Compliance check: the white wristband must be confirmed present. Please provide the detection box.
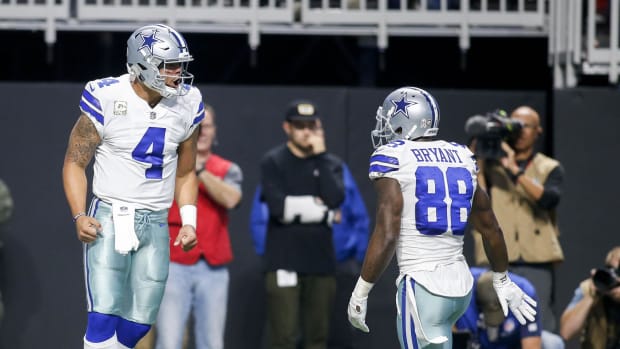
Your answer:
[179,204,197,229]
[352,276,375,298]
[492,271,509,285]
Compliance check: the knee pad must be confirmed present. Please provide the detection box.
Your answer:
[85,312,119,343]
[116,318,151,348]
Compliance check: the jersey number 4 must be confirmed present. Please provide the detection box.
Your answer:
[414,166,473,236]
[132,127,166,179]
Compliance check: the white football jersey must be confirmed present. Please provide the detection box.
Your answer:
[79,74,204,210]
[369,139,478,296]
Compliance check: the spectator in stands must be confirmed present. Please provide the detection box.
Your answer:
[559,246,620,348]
[455,267,565,349]
[470,106,565,333]
[259,99,345,349]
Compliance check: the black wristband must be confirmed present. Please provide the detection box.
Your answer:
[196,168,205,176]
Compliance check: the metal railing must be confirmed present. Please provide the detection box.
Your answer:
[581,0,620,84]
[0,0,619,87]
[0,0,550,47]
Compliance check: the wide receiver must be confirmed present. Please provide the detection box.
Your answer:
[347,86,537,349]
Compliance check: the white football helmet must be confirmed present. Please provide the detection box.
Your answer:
[126,24,194,98]
[371,86,440,148]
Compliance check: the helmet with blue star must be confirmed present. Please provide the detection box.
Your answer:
[126,24,194,98]
[371,86,440,148]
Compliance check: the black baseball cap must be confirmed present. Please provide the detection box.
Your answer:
[285,100,320,121]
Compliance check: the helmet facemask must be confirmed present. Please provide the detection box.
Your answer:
[371,106,401,148]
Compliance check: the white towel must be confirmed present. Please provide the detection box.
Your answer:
[111,201,139,255]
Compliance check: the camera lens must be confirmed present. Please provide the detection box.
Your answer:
[593,268,619,292]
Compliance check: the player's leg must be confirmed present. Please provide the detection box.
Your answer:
[193,260,229,349]
[125,209,171,347]
[116,318,151,349]
[266,271,300,349]
[83,199,128,347]
[300,274,336,349]
[396,277,472,349]
[83,313,120,349]
[134,327,155,349]
[84,335,117,349]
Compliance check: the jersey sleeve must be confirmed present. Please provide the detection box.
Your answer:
[78,80,105,136]
[190,99,205,133]
[185,88,205,140]
[368,143,403,180]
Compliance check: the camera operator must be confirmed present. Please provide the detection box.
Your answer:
[560,247,620,348]
[468,106,565,333]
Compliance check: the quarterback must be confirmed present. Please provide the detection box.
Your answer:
[347,87,537,349]
[62,24,202,349]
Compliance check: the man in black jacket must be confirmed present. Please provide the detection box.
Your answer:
[259,100,345,349]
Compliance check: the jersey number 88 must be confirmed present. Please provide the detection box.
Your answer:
[414,166,473,236]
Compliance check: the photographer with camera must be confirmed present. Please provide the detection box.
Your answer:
[559,247,620,348]
[467,106,565,333]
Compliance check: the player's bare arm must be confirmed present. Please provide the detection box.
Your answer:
[360,177,403,283]
[62,114,102,243]
[472,186,538,324]
[173,127,199,251]
[469,185,508,272]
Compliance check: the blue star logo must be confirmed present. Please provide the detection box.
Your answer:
[391,95,415,118]
[139,30,163,54]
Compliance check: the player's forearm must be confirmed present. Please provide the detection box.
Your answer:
[360,224,398,283]
[62,161,88,216]
[175,172,198,207]
[482,230,509,272]
[471,186,509,271]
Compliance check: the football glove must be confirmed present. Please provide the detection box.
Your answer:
[492,271,538,325]
[347,293,369,333]
[347,276,374,333]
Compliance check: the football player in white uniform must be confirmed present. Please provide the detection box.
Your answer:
[347,87,537,349]
[63,24,202,349]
